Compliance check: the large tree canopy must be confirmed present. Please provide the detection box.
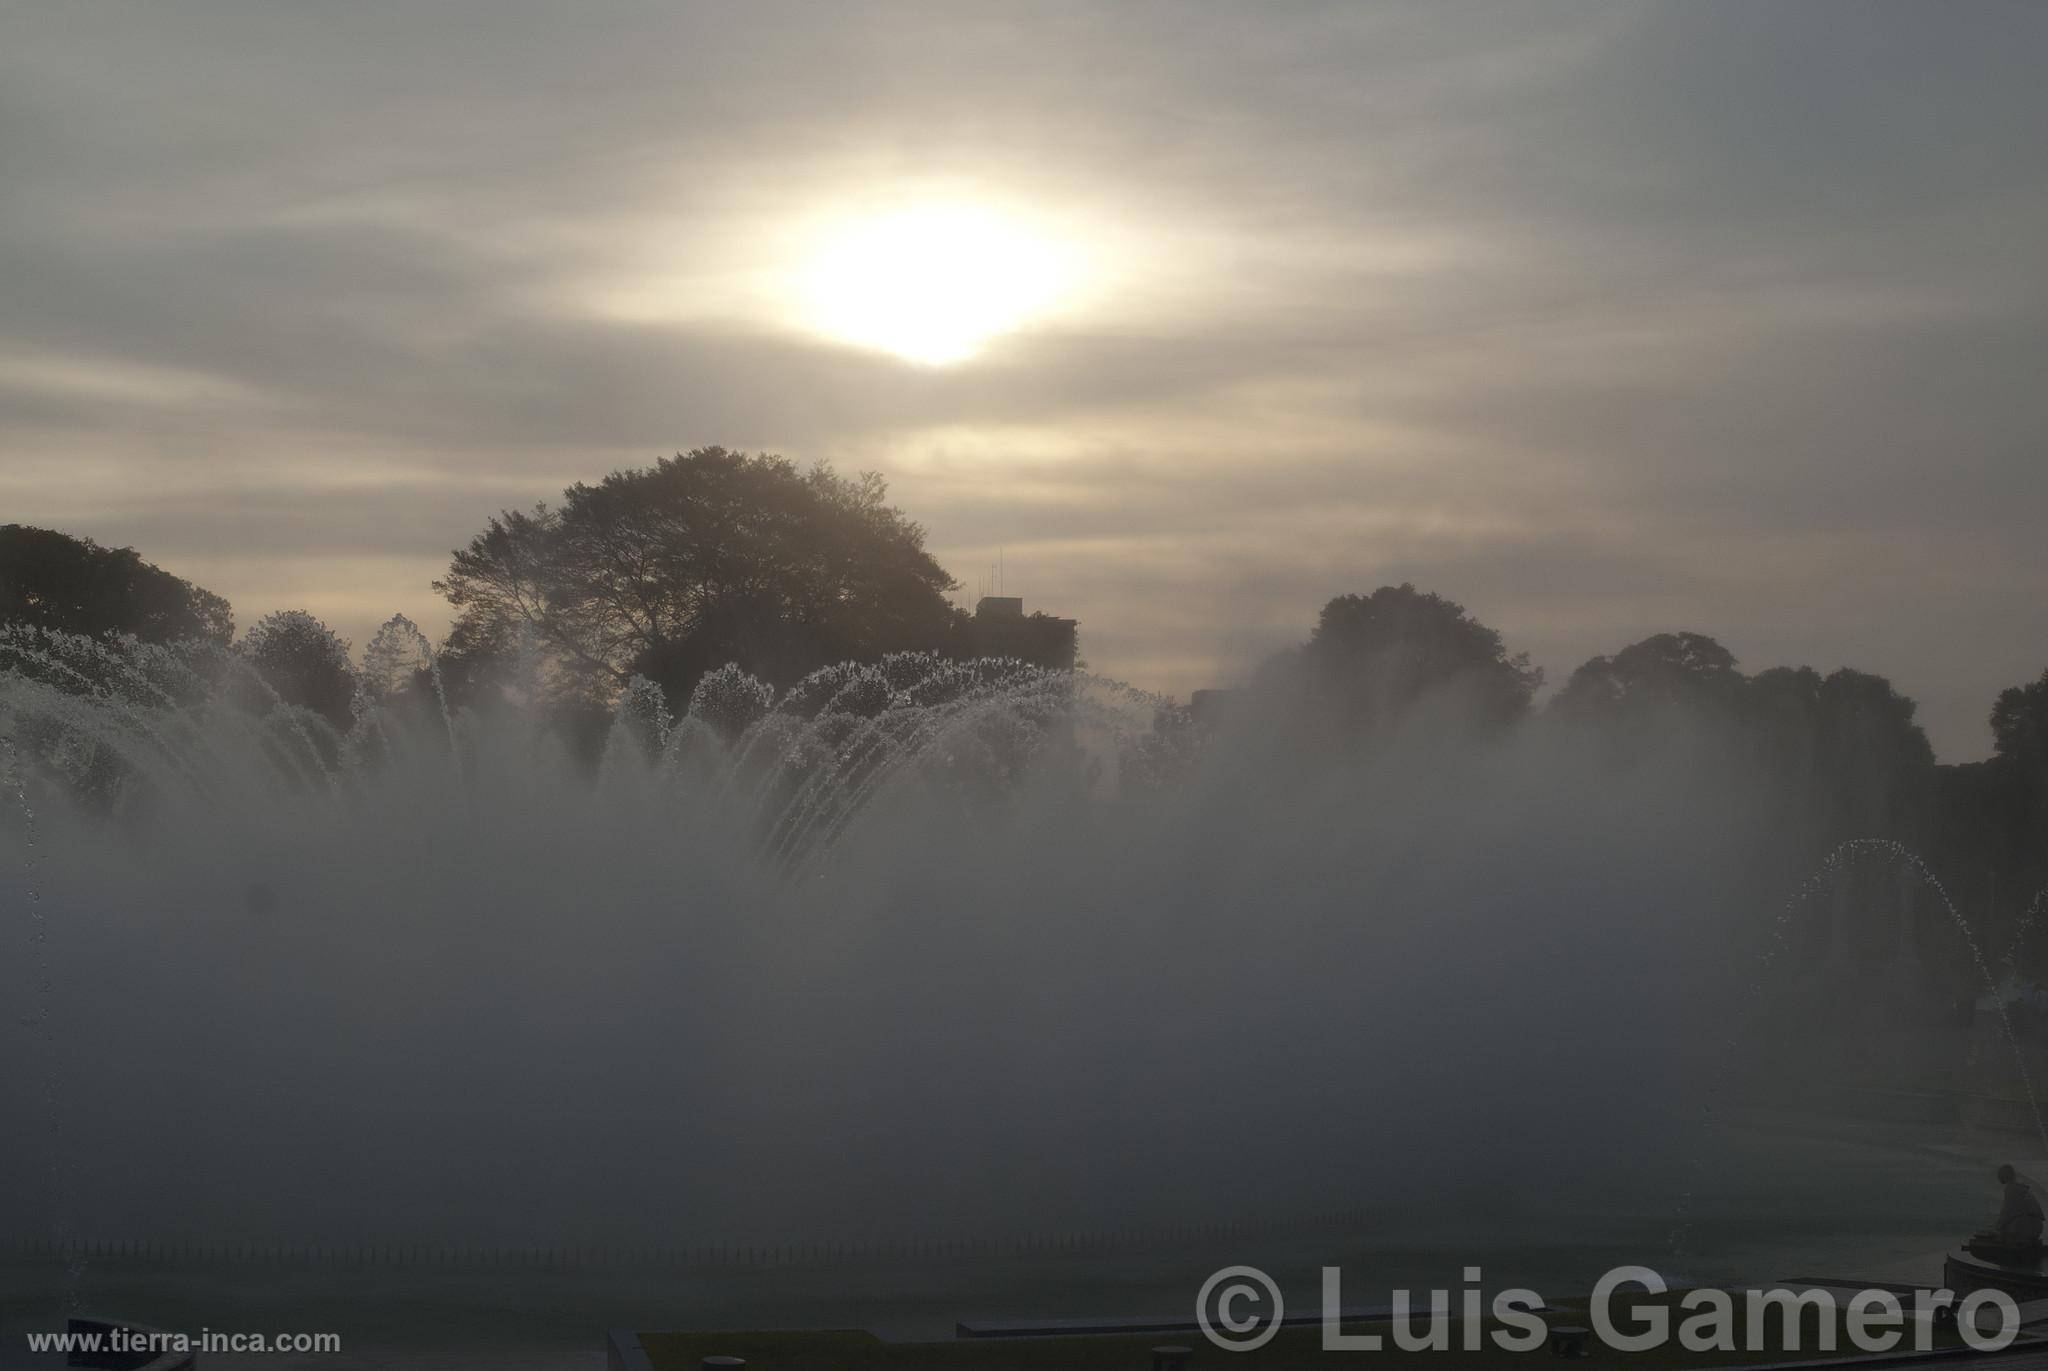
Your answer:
[1291,582,1541,733]
[435,448,963,703]
[0,524,232,644]
[1549,633,1936,849]
[1551,631,1744,723]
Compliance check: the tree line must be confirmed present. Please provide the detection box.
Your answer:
[2,447,2043,926]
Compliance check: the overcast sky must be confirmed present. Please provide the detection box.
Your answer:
[3,1,2044,758]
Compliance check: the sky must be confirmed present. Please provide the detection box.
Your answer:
[2,1,2044,760]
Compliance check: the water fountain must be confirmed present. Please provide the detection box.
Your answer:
[1667,838,2048,1272]
[0,620,2027,1334]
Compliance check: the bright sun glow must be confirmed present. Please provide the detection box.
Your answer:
[797,204,1076,366]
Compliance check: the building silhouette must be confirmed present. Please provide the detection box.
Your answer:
[964,595,1077,670]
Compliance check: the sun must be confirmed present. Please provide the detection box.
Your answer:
[796,203,1076,366]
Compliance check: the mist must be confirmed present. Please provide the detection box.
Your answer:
[1,641,1845,1262]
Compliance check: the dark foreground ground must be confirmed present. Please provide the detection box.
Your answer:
[0,1110,2033,1370]
[639,1294,1974,1371]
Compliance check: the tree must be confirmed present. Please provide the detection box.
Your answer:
[359,614,437,703]
[1551,631,1744,724]
[238,611,356,728]
[433,603,522,709]
[1294,583,1540,733]
[1992,669,2048,767]
[0,524,232,644]
[1978,666,2048,931]
[1811,667,1934,841]
[1743,664,1827,775]
[1556,634,1938,871]
[434,448,963,705]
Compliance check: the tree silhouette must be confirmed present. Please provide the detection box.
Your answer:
[1993,669,2048,766]
[435,448,962,706]
[1551,631,1743,723]
[1814,668,1934,823]
[359,614,439,704]
[1291,583,1540,735]
[1987,667,2048,916]
[238,610,355,729]
[0,524,232,644]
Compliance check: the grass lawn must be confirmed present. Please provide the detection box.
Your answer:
[639,1293,1981,1370]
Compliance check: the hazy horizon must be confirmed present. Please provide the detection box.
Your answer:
[4,1,2044,760]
